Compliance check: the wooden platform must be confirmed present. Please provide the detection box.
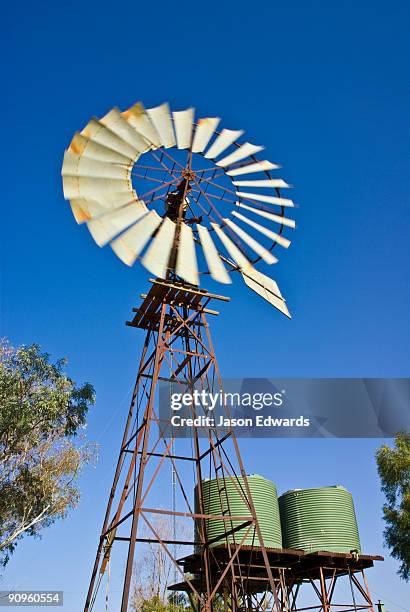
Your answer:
[169,545,383,593]
[126,278,230,331]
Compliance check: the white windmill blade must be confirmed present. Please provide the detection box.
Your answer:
[223,219,278,264]
[122,102,162,148]
[211,223,251,270]
[204,129,244,160]
[142,216,176,278]
[69,198,117,224]
[68,192,137,223]
[62,173,133,199]
[240,268,291,318]
[226,160,280,176]
[173,108,194,149]
[233,179,290,189]
[110,210,162,266]
[81,118,140,160]
[236,202,296,229]
[87,201,149,247]
[191,118,220,153]
[237,191,294,208]
[216,143,264,168]
[62,175,135,203]
[146,103,176,148]
[62,151,130,180]
[212,222,290,316]
[196,224,231,284]
[100,108,151,153]
[175,223,199,285]
[232,211,291,248]
[66,133,132,165]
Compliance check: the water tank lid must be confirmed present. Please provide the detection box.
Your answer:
[280,485,348,496]
[201,473,266,483]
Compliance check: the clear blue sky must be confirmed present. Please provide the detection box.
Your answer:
[2,0,409,610]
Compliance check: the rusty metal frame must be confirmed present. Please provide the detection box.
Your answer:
[279,566,376,612]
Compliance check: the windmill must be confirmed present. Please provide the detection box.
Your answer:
[62,101,296,611]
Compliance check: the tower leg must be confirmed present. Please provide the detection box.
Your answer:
[319,567,330,612]
[84,333,151,611]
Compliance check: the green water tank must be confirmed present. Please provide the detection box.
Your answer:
[195,474,282,549]
[279,485,361,554]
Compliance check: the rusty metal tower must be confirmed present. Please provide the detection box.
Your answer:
[84,278,289,611]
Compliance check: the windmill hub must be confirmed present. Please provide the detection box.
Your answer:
[181,168,196,180]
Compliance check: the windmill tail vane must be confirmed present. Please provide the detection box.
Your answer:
[62,101,296,317]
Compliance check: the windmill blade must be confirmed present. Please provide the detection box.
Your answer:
[142,217,176,277]
[110,210,162,266]
[81,118,139,160]
[223,219,278,264]
[69,198,99,224]
[173,108,194,149]
[204,129,244,160]
[175,223,198,285]
[240,268,291,318]
[226,160,280,176]
[232,211,291,248]
[122,102,162,148]
[100,107,151,153]
[67,133,132,165]
[62,151,130,180]
[69,198,119,224]
[196,224,231,284]
[236,202,296,229]
[69,193,147,225]
[211,223,251,269]
[212,223,290,316]
[233,179,290,189]
[146,103,176,148]
[62,175,135,203]
[216,143,264,168]
[191,118,220,153]
[87,201,148,247]
[237,191,294,208]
